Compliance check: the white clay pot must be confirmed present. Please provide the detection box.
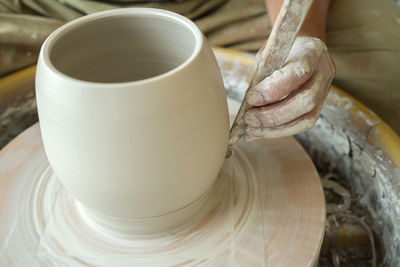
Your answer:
[36,8,229,235]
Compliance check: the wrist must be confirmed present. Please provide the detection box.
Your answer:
[298,24,326,43]
[296,0,330,43]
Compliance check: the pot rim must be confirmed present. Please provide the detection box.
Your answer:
[40,8,204,88]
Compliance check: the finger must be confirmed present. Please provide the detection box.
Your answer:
[244,45,335,129]
[244,55,335,139]
[244,70,328,128]
[245,105,321,140]
[246,59,315,106]
[246,38,326,107]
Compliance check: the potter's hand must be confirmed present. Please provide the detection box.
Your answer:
[244,36,335,139]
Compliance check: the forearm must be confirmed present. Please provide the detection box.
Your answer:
[265,0,330,42]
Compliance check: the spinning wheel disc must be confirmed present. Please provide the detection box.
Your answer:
[0,122,324,266]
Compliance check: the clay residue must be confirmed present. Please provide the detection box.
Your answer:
[0,98,38,149]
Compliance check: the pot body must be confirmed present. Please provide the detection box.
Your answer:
[36,8,229,222]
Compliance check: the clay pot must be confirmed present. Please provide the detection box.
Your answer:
[36,8,229,235]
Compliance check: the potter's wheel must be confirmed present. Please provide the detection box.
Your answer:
[0,114,325,266]
[0,123,325,266]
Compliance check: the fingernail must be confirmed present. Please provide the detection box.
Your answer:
[246,92,264,106]
[244,112,261,127]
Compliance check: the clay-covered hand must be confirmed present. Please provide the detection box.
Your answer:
[244,36,335,139]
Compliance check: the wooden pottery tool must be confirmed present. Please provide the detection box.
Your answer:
[227,0,314,157]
